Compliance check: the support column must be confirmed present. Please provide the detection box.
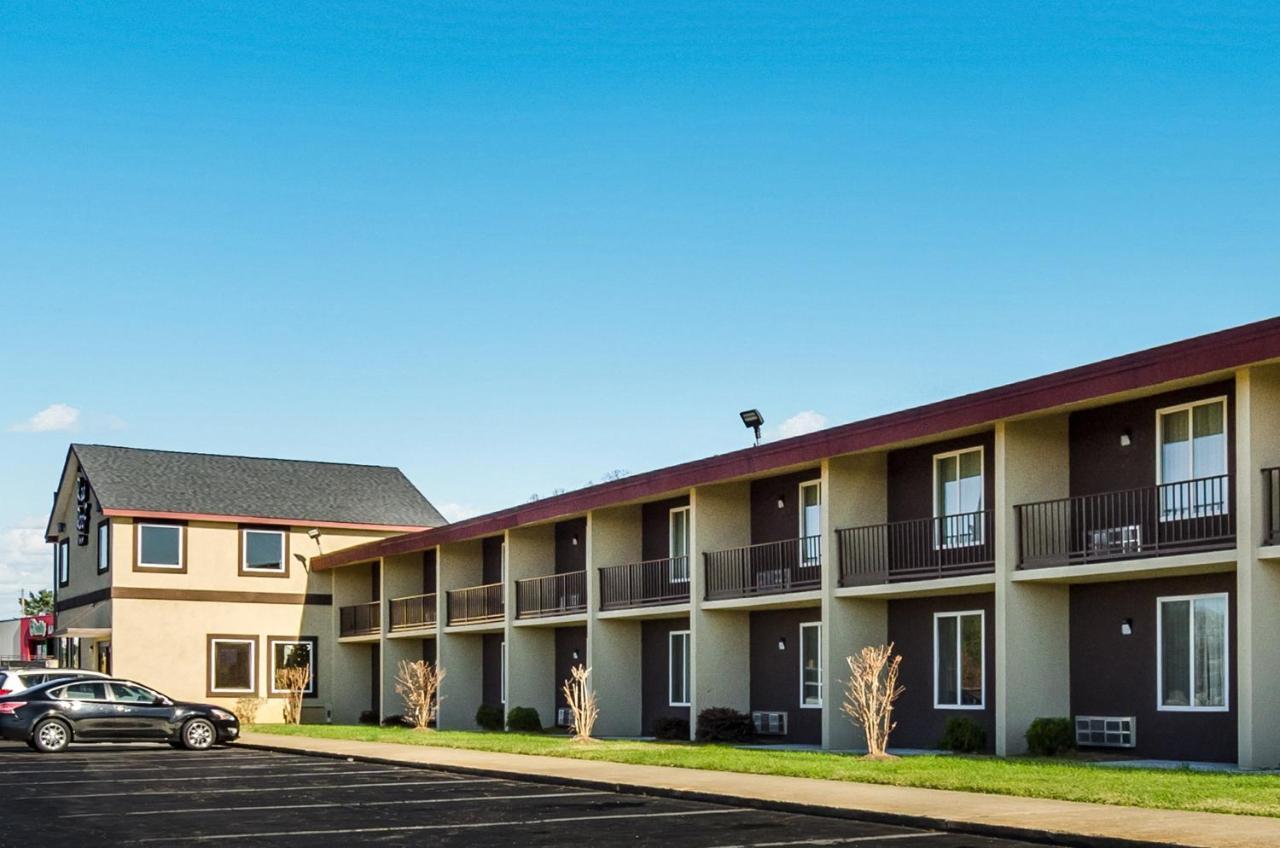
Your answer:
[436,542,483,729]
[995,415,1072,755]
[822,453,890,750]
[586,504,644,737]
[690,481,751,736]
[505,525,557,728]
[1236,364,1280,769]
[380,552,427,722]
[330,561,376,724]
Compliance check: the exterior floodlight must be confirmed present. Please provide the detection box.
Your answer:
[740,409,764,445]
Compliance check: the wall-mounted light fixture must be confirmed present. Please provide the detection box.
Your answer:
[571,534,579,547]
[776,495,786,510]
[572,649,580,661]
[1121,618,1134,636]
[777,637,787,651]
[1120,429,1133,448]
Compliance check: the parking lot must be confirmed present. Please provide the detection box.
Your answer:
[0,742,1066,847]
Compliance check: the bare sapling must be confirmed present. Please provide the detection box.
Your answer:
[277,666,311,725]
[233,696,262,726]
[561,664,599,742]
[395,659,446,729]
[842,643,905,759]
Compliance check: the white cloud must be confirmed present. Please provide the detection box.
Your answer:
[774,410,829,440]
[0,518,51,615]
[10,403,80,433]
[437,502,477,523]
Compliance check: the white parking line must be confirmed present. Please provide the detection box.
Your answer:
[1,758,344,776]
[137,808,741,842]
[65,789,608,818]
[57,776,503,800]
[1,766,408,786]
[704,834,946,847]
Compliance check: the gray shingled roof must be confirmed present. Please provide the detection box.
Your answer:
[71,444,446,528]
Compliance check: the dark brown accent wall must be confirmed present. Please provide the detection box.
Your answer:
[886,592,996,751]
[482,633,504,707]
[422,638,437,666]
[370,562,381,601]
[57,587,333,610]
[641,496,690,561]
[423,549,437,594]
[749,608,823,744]
[482,536,504,584]
[1069,381,1235,498]
[750,469,821,545]
[555,518,587,574]
[1070,572,1237,762]
[641,617,690,734]
[370,644,381,715]
[887,432,995,523]
[554,626,588,716]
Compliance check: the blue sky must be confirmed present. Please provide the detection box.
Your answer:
[1,2,1277,611]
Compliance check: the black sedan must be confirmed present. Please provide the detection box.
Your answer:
[0,677,239,753]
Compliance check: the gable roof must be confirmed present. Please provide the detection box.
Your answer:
[46,445,446,540]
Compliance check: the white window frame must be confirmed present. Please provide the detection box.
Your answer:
[1156,592,1230,713]
[1155,397,1229,521]
[268,637,317,696]
[499,639,507,706]
[669,506,691,583]
[209,637,257,695]
[242,528,287,573]
[96,521,110,574]
[933,609,985,710]
[137,523,184,569]
[56,538,69,585]
[799,621,823,709]
[798,480,822,565]
[668,630,691,707]
[931,447,985,549]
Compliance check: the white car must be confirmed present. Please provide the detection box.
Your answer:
[0,668,109,696]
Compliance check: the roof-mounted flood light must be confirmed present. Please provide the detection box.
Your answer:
[740,409,764,446]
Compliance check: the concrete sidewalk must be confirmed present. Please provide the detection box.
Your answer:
[237,731,1280,848]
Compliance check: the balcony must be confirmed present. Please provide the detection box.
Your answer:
[599,558,691,611]
[1017,474,1234,568]
[704,536,821,601]
[516,571,587,619]
[837,510,994,586]
[446,583,504,626]
[339,601,380,637]
[389,592,437,631]
[1265,468,1280,546]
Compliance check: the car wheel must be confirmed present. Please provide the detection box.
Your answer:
[32,719,71,754]
[181,718,216,751]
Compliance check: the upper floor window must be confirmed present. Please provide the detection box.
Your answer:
[799,480,822,565]
[97,521,110,574]
[1158,593,1228,711]
[669,507,690,583]
[242,529,287,575]
[1157,398,1228,521]
[56,539,69,587]
[934,447,984,548]
[934,609,984,709]
[137,523,183,570]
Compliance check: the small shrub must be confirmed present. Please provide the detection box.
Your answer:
[507,706,543,732]
[696,707,755,743]
[475,703,505,731]
[652,716,690,740]
[939,716,986,753]
[380,714,411,728]
[232,697,263,725]
[1026,717,1075,756]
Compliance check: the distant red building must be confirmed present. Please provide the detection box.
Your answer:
[1,614,54,663]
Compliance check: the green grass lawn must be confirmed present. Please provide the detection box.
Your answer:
[248,723,1280,818]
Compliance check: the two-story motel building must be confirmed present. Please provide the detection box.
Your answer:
[307,317,1280,767]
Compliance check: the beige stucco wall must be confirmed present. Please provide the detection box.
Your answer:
[690,482,752,724]
[436,541,486,729]
[505,525,557,726]
[587,504,645,736]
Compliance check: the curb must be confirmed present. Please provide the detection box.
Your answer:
[236,739,1183,848]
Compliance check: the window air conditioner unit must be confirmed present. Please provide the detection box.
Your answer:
[556,707,573,728]
[1086,525,1141,558]
[1075,715,1136,748]
[757,569,785,590]
[751,710,788,736]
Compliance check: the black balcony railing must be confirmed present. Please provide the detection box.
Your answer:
[599,558,691,610]
[516,570,587,619]
[339,601,380,637]
[1266,468,1280,547]
[1016,474,1234,568]
[446,583,504,626]
[837,510,994,586]
[389,592,437,631]
[704,536,822,601]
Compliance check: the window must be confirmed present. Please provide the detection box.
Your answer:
[56,539,69,587]
[138,523,184,570]
[242,529,287,575]
[53,681,109,701]
[269,637,317,696]
[208,636,257,695]
[934,610,984,708]
[800,622,822,708]
[799,481,821,565]
[1157,398,1228,520]
[669,507,690,582]
[97,521,110,574]
[933,448,984,548]
[1158,593,1228,711]
[669,630,691,706]
[110,682,161,703]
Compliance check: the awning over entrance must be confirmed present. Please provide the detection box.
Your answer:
[51,627,111,639]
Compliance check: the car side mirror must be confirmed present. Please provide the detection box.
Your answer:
[153,697,167,706]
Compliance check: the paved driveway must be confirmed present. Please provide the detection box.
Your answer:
[0,742,1065,847]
